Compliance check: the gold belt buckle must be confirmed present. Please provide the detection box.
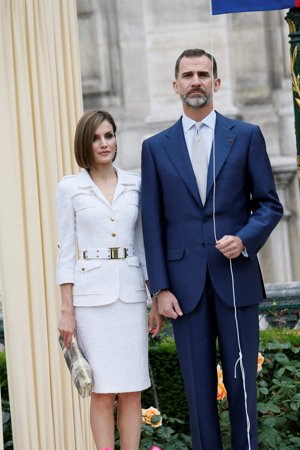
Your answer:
[110,247,120,259]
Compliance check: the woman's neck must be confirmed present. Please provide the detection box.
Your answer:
[89,164,116,183]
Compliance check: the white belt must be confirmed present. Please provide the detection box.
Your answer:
[79,247,135,260]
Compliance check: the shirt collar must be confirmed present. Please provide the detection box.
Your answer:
[182,110,216,134]
[77,167,138,188]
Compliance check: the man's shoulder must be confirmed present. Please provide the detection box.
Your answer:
[216,112,259,132]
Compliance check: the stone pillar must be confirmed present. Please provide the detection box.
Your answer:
[143,0,238,122]
[286,8,300,185]
[259,161,300,282]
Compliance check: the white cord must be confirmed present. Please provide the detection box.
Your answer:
[209,3,251,449]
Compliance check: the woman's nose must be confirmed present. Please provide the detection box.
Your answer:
[100,138,108,147]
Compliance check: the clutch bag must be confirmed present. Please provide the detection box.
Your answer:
[59,335,93,398]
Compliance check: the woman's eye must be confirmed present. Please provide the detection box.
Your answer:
[105,133,114,139]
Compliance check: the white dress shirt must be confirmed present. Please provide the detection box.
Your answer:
[182,110,216,164]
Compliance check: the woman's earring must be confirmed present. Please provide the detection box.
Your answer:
[113,145,117,162]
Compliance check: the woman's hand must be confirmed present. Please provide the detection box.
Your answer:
[58,310,76,350]
[58,283,75,350]
[148,297,165,338]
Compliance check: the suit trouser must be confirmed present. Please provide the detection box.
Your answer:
[172,272,259,450]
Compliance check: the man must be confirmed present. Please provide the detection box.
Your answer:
[141,49,283,450]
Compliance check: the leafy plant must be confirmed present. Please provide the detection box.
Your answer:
[115,409,192,450]
[1,352,13,449]
[257,341,300,449]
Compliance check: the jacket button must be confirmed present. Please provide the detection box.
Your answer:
[112,233,116,237]
[110,217,115,221]
[81,268,86,271]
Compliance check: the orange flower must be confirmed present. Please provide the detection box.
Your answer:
[217,365,227,401]
[257,352,264,372]
[142,407,162,428]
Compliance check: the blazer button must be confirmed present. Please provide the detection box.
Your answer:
[81,268,86,271]
[110,217,115,222]
[112,233,116,237]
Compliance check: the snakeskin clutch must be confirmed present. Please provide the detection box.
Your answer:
[59,335,93,397]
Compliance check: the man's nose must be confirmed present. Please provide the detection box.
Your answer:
[191,75,202,85]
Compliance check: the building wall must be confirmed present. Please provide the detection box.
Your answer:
[76,0,300,283]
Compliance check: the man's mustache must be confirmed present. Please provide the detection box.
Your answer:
[187,89,205,95]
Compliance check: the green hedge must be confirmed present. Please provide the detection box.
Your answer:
[142,328,300,447]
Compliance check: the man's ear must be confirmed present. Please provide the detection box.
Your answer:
[173,80,179,94]
[214,78,221,93]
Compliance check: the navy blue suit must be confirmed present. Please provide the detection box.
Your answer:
[141,112,283,450]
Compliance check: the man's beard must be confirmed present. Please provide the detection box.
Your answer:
[180,92,209,108]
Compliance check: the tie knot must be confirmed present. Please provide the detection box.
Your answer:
[194,122,202,140]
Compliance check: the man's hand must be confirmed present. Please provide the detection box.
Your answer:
[149,297,165,338]
[156,290,183,319]
[215,235,244,259]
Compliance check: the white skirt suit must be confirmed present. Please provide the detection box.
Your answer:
[56,168,151,393]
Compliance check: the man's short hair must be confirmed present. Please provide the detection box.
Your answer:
[175,49,218,79]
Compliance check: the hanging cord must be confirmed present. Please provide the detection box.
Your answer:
[208,2,251,449]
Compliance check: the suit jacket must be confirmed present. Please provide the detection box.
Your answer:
[141,112,283,312]
[56,168,148,306]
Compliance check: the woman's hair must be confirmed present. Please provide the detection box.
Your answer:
[74,110,117,169]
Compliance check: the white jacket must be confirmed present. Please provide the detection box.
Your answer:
[56,168,148,306]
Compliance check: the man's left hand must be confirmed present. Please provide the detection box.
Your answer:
[215,235,244,259]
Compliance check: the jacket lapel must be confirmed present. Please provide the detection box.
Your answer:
[164,118,201,205]
[77,169,112,206]
[206,113,236,198]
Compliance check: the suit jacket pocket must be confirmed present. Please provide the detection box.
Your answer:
[125,256,145,291]
[71,192,97,212]
[73,260,103,295]
[166,248,185,261]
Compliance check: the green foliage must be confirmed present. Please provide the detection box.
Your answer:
[260,328,300,347]
[142,335,189,432]
[1,352,13,449]
[257,340,300,449]
[115,415,192,450]
[143,328,300,448]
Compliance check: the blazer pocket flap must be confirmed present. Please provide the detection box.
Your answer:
[75,260,102,272]
[126,256,140,267]
[125,187,140,206]
[166,248,185,261]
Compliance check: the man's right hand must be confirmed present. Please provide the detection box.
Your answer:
[156,290,183,319]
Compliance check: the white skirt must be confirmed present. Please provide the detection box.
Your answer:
[75,299,151,393]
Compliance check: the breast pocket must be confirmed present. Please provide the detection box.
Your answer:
[73,260,103,295]
[72,192,97,212]
[125,188,140,207]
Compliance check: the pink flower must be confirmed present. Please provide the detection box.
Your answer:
[151,447,162,450]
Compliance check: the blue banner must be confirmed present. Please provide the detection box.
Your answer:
[212,0,297,15]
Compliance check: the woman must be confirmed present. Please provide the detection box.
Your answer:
[56,110,163,450]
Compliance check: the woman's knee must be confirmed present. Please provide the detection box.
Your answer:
[91,393,115,410]
[118,391,141,405]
